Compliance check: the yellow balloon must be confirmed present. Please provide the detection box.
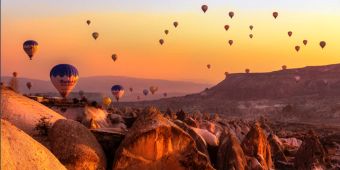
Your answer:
[102,97,112,106]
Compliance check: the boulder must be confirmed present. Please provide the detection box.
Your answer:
[0,87,65,136]
[174,120,210,158]
[49,119,106,170]
[1,119,66,170]
[268,134,288,168]
[294,132,326,170]
[112,107,214,170]
[217,131,247,170]
[241,122,273,170]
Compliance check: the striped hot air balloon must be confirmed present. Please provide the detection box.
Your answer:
[50,64,79,98]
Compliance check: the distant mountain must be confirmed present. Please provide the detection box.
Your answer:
[0,76,211,101]
[124,63,340,124]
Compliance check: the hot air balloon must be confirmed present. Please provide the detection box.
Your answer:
[102,97,112,107]
[207,64,211,69]
[295,46,300,52]
[129,87,133,92]
[173,22,178,28]
[249,25,254,30]
[294,76,301,83]
[320,41,326,49]
[79,90,84,98]
[112,54,117,62]
[288,31,293,37]
[92,32,99,40]
[273,12,278,19]
[143,89,149,96]
[282,65,287,70]
[224,25,230,31]
[249,34,254,39]
[163,93,168,97]
[201,5,208,13]
[225,72,229,77]
[111,85,125,102]
[13,72,17,77]
[303,40,308,46]
[228,40,233,46]
[26,82,32,90]
[23,40,38,60]
[229,11,234,19]
[165,30,169,35]
[150,86,158,95]
[159,39,164,45]
[86,20,91,25]
[245,69,250,73]
[50,64,79,98]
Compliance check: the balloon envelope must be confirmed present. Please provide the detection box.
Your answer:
[92,32,99,40]
[112,54,117,62]
[224,25,230,31]
[159,39,164,45]
[50,64,79,98]
[288,31,293,37]
[143,89,149,96]
[26,82,32,90]
[201,5,208,13]
[86,20,91,25]
[249,34,254,39]
[149,86,158,95]
[249,25,254,30]
[303,40,308,46]
[273,12,278,19]
[164,30,169,35]
[102,97,112,106]
[23,40,38,60]
[320,41,326,49]
[111,85,125,101]
[295,46,300,52]
[229,11,234,18]
[173,22,178,28]
[228,40,233,46]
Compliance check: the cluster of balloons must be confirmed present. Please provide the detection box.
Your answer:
[159,21,179,45]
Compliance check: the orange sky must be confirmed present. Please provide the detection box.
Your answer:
[1,1,340,84]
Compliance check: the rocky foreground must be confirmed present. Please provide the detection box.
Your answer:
[1,88,340,170]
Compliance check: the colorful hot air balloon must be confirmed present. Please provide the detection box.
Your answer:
[159,39,164,45]
[249,25,254,30]
[23,40,38,60]
[111,85,125,102]
[173,22,178,28]
[320,41,326,49]
[245,69,250,73]
[303,40,308,46]
[273,12,278,19]
[295,46,300,52]
[224,25,230,31]
[26,82,32,90]
[86,20,91,25]
[228,40,233,46]
[143,89,149,96]
[207,64,211,69]
[50,64,79,98]
[102,97,112,107]
[129,87,133,92]
[201,5,208,13]
[165,30,169,35]
[229,11,234,19]
[249,34,254,39]
[112,54,117,62]
[288,31,293,37]
[282,65,287,70]
[92,32,99,40]
[150,86,158,95]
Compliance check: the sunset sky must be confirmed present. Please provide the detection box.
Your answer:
[1,0,340,84]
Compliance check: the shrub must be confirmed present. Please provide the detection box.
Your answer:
[34,116,52,136]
